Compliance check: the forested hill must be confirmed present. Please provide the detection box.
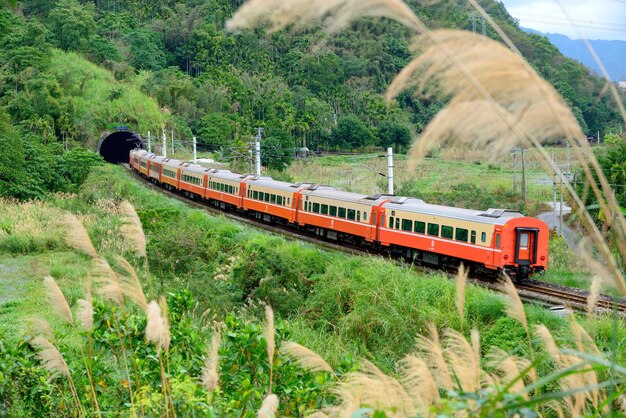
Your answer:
[0,0,623,185]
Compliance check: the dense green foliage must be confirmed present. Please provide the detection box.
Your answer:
[0,0,623,192]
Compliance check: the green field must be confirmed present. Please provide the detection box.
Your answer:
[1,164,624,416]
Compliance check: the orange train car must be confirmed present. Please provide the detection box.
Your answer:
[128,149,548,278]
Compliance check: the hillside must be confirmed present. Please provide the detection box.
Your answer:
[0,0,624,189]
[525,29,626,82]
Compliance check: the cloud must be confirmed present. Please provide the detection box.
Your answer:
[500,0,626,41]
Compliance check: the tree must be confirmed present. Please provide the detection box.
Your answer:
[377,120,411,152]
[261,129,293,171]
[197,112,234,147]
[330,115,375,150]
[48,0,97,53]
[123,29,166,71]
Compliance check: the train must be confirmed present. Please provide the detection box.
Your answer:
[129,149,549,278]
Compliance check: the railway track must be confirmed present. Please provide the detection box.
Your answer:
[123,164,626,317]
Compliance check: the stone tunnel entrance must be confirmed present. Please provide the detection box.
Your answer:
[97,130,145,163]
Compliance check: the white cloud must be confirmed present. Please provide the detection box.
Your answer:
[500,0,626,41]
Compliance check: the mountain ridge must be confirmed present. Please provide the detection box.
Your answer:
[523,28,626,82]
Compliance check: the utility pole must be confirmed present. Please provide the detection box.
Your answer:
[552,152,556,229]
[387,147,394,195]
[193,136,197,163]
[513,148,518,193]
[147,131,151,153]
[481,15,486,36]
[170,129,175,154]
[255,128,263,176]
[472,11,476,33]
[248,144,254,174]
[162,129,167,158]
[559,172,564,235]
[521,147,527,204]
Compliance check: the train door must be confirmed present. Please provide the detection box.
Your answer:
[515,228,538,266]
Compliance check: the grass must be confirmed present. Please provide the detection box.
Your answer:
[23,166,621,364]
[49,50,167,147]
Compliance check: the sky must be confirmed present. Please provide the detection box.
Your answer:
[499,0,626,41]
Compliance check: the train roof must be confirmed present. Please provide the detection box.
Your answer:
[384,199,523,225]
[180,163,206,175]
[302,186,393,206]
[162,158,182,168]
[208,169,246,183]
[246,177,308,193]
[149,155,167,164]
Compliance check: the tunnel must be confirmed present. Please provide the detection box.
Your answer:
[97,130,145,163]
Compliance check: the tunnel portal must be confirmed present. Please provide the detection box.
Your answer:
[97,130,145,163]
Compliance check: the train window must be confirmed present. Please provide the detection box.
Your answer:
[391,211,396,216]
[277,196,283,205]
[402,219,412,231]
[428,223,439,236]
[338,207,347,218]
[321,204,328,215]
[265,193,271,202]
[363,212,367,221]
[414,221,426,234]
[456,228,469,242]
[253,191,258,199]
[481,232,487,243]
[330,206,337,216]
[357,211,361,222]
[395,218,400,229]
[389,216,394,228]
[313,203,320,213]
[287,198,290,206]
[442,226,453,239]
[495,234,501,248]
[230,185,234,194]
[271,194,276,204]
[471,231,476,244]
[348,209,356,220]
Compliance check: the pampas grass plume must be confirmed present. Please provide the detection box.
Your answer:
[94,256,124,305]
[62,213,98,258]
[264,305,275,366]
[77,299,94,331]
[281,341,334,374]
[500,274,528,334]
[587,276,600,315]
[257,393,279,418]
[32,336,70,379]
[43,276,73,325]
[115,256,148,310]
[119,200,147,258]
[28,318,55,341]
[146,300,170,351]
[455,264,468,330]
[201,331,221,393]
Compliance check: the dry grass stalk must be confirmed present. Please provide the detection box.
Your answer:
[499,274,528,334]
[281,341,334,374]
[76,299,94,331]
[264,305,275,368]
[225,0,424,35]
[201,331,221,393]
[115,256,148,310]
[443,328,482,393]
[32,336,70,379]
[27,318,55,341]
[415,323,452,390]
[486,347,527,396]
[93,256,124,306]
[341,360,415,417]
[398,354,439,413]
[43,276,73,325]
[257,393,279,418]
[145,300,170,352]
[62,213,98,258]
[587,276,601,315]
[119,200,147,258]
[386,30,582,163]
[455,264,467,331]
